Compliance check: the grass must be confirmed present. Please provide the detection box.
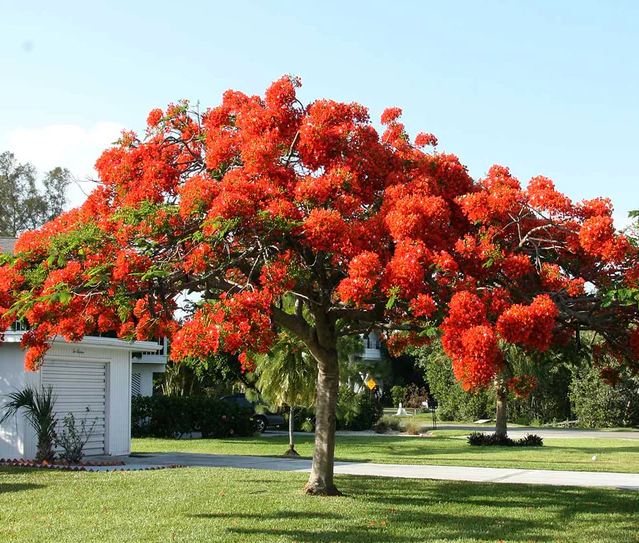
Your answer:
[1,465,638,542]
[133,433,639,473]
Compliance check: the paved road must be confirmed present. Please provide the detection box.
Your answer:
[109,451,639,491]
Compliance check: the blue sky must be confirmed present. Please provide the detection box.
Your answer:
[1,0,637,224]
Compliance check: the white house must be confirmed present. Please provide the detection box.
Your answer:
[363,331,382,363]
[0,235,169,461]
[132,337,169,397]
[0,330,162,460]
[346,331,384,392]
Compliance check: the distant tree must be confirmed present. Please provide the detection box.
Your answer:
[160,352,254,397]
[0,152,70,236]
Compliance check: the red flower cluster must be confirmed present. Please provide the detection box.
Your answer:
[496,295,558,351]
[508,375,538,399]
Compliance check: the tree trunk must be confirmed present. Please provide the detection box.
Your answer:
[36,432,55,464]
[284,404,300,457]
[304,350,340,495]
[494,376,508,438]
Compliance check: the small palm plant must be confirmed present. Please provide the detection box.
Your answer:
[256,333,317,457]
[0,385,57,463]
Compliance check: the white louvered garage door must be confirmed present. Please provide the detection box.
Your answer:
[41,360,107,456]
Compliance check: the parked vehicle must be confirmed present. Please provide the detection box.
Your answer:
[220,393,286,433]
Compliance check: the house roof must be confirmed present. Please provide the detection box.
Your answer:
[0,237,16,255]
[2,331,163,352]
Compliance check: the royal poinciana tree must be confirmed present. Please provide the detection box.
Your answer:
[1,76,638,493]
[439,166,639,436]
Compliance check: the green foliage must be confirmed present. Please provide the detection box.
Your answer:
[131,395,255,438]
[378,415,403,431]
[160,353,251,397]
[518,433,544,446]
[54,410,97,463]
[336,388,383,431]
[0,385,57,462]
[373,419,388,433]
[374,415,406,433]
[418,344,493,421]
[467,432,513,446]
[255,334,317,410]
[569,365,639,428]
[0,152,70,236]
[503,343,574,425]
[467,432,543,447]
[283,406,316,432]
[418,340,575,425]
[390,385,404,408]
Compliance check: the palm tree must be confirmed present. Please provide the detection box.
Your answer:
[0,385,57,462]
[256,334,317,456]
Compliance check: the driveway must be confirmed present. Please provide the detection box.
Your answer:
[113,451,639,491]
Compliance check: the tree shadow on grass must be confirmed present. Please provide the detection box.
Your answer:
[186,475,639,542]
[0,482,45,494]
[336,476,639,541]
[191,511,343,520]
[224,513,559,543]
[226,527,424,542]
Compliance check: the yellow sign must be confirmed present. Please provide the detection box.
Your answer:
[366,379,377,390]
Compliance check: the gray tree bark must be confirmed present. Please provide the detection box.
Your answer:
[304,349,340,494]
[284,404,300,457]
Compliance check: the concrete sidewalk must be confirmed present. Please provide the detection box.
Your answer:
[115,451,639,491]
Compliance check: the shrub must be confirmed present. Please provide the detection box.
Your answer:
[390,385,405,408]
[378,415,402,431]
[423,351,493,421]
[283,406,316,432]
[404,420,422,435]
[569,365,639,428]
[373,419,388,433]
[336,388,383,431]
[402,384,430,409]
[467,432,514,446]
[467,431,543,447]
[518,433,544,447]
[300,417,315,433]
[131,395,255,438]
[54,410,97,463]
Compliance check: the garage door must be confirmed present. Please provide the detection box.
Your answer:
[41,360,107,456]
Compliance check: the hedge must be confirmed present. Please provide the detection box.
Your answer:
[131,395,255,438]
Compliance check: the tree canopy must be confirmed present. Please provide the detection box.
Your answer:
[0,151,71,237]
[1,76,638,493]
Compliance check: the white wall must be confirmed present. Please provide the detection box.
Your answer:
[132,363,165,397]
[0,342,38,459]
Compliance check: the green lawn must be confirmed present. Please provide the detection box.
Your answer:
[133,433,639,473]
[1,466,638,542]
